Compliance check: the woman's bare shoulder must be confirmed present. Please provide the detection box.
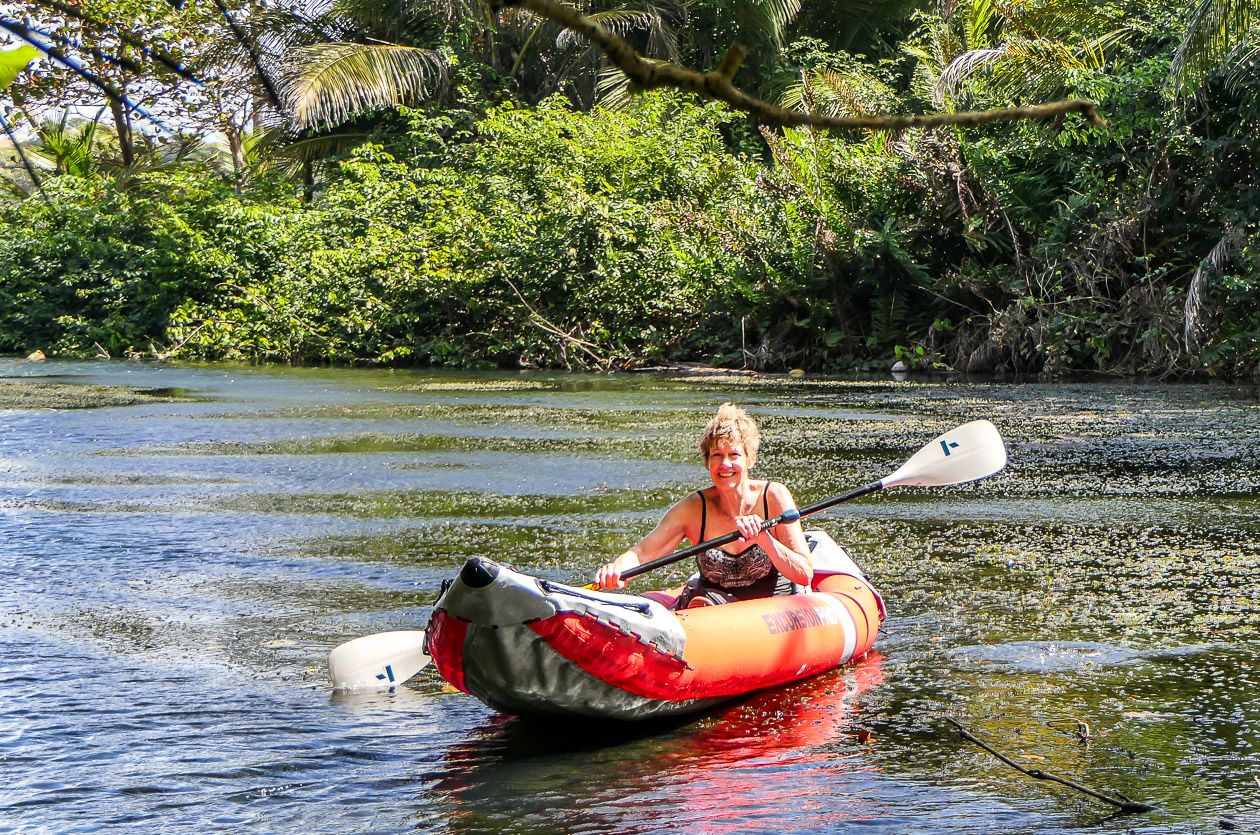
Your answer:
[665,489,706,520]
[763,480,798,508]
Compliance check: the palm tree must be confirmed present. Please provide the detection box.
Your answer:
[26,109,106,177]
[284,41,449,129]
[1171,0,1260,92]
[517,0,687,106]
[24,110,213,178]
[264,0,691,127]
[596,0,812,108]
[909,0,1128,108]
[253,0,451,130]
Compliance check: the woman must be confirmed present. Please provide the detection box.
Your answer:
[594,403,813,607]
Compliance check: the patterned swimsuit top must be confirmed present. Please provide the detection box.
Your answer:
[695,484,777,589]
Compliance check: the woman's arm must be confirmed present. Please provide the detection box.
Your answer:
[734,482,813,586]
[593,495,698,589]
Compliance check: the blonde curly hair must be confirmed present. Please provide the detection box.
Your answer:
[698,403,761,466]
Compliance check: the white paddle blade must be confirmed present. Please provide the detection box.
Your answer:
[882,419,1007,488]
[328,630,430,691]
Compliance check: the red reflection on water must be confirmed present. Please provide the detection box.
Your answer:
[640,652,888,832]
[696,650,886,753]
[430,653,887,833]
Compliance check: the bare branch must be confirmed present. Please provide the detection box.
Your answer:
[0,110,49,204]
[945,717,1154,814]
[502,275,612,369]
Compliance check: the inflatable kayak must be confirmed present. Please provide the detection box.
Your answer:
[424,530,885,720]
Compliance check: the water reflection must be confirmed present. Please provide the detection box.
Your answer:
[429,657,887,834]
[950,641,1219,673]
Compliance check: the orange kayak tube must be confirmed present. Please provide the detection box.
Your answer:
[425,531,885,720]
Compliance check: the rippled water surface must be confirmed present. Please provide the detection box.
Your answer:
[2,360,1258,833]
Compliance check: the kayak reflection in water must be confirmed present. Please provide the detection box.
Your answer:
[594,403,813,608]
[427,653,887,835]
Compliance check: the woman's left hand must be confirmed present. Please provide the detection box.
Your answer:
[734,514,766,543]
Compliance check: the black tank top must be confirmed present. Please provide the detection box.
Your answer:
[695,484,778,589]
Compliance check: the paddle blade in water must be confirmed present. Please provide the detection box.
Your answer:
[881,419,1007,488]
[328,630,430,691]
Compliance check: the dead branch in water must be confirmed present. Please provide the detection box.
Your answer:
[502,275,612,370]
[490,0,1106,133]
[945,717,1154,814]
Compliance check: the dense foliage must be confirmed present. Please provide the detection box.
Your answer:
[0,0,1256,376]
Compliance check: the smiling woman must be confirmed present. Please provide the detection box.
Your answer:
[593,402,813,608]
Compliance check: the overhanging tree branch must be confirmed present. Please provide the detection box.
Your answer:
[29,0,202,83]
[490,0,1107,131]
[0,17,136,111]
[211,0,283,110]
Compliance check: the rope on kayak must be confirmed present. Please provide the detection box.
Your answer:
[945,717,1154,814]
[538,580,655,615]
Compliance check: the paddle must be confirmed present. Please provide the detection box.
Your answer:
[327,419,1006,690]
[328,629,430,691]
[586,418,1007,588]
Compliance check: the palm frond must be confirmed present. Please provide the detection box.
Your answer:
[1224,41,1260,91]
[905,45,946,106]
[903,16,968,107]
[271,131,373,162]
[28,110,110,177]
[594,63,635,109]
[224,129,372,180]
[1171,0,1260,91]
[965,0,999,47]
[556,9,663,48]
[552,0,685,59]
[594,55,679,108]
[745,0,803,47]
[286,42,448,129]
[645,11,682,62]
[1007,0,1118,38]
[938,35,1107,101]
[644,0,686,60]
[250,7,351,50]
[782,68,898,119]
[330,0,457,35]
[1184,227,1245,345]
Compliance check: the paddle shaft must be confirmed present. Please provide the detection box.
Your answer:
[592,419,1006,588]
[613,479,884,583]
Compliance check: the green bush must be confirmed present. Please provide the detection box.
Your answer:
[171,92,814,368]
[0,169,290,357]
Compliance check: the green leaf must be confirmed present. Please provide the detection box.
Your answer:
[0,45,39,90]
[287,43,448,129]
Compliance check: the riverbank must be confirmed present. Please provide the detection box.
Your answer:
[4,80,1258,381]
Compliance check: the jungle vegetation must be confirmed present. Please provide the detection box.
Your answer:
[0,0,1256,377]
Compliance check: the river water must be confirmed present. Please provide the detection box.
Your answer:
[2,360,1257,833]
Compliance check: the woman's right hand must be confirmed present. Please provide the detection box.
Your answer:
[594,559,627,590]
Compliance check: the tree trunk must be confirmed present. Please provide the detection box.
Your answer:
[302,159,314,203]
[226,121,245,194]
[109,93,134,168]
